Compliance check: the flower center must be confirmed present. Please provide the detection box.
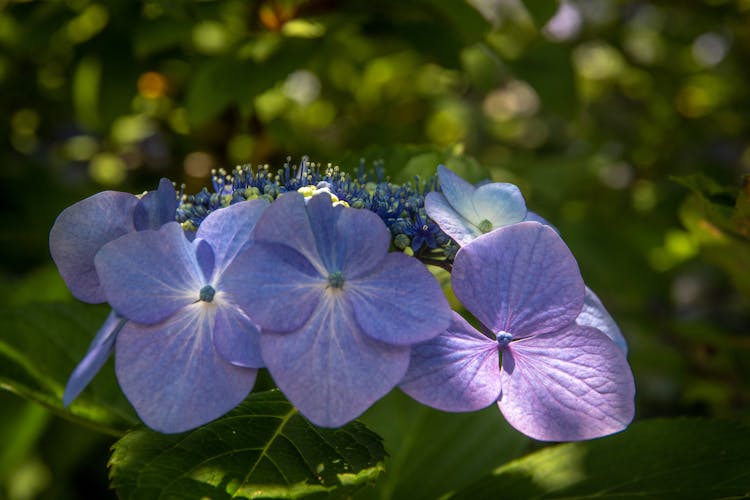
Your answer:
[478,219,493,234]
[328,271,345,289]
[496,331,513,349]
[199,285,216,302]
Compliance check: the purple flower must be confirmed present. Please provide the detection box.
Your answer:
[400,222,635,441]
[223,192,452,427]
[425,165,527,246]
[92,199,269,433]
[51,179,179,406]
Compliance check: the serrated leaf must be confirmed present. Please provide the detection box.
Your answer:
[109,390,386,500]
[0,302,139,436]
[450,418,750,500]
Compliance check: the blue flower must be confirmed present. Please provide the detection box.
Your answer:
[425,164,527,246]
[222,192,452,427]
[400,222,635,441]
[91,199,269,433]
[50,179,179,406]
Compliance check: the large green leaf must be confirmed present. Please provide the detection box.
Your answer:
[109,390,386,499]
[357,390,529,500]
[450,418,750,499]
[0,302,139,436]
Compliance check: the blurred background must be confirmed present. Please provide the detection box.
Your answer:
[1,0,749,498]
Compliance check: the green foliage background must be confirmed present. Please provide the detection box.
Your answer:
[1,0,749,498]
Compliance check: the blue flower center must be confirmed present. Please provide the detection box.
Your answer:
[496,331,513,349]
[478,219,493,234]
[328,271,345,289]
[199,285,216,302]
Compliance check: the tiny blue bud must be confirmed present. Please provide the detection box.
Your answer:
[199,285,216,302]
[497,331,513,349]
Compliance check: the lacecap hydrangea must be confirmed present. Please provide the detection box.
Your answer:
[50,159,635,441]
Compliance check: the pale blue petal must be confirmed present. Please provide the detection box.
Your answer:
[437,165,479,222]
[348,252,451,345]
[472,182,527,228]
[400,312,501,412]
[452,222,584,338]
[333,201,390,278]
[196,199,269,274]
[425,191,481,247]
[63,311,124,406]
[133,178,178,231]
[221,242,323,333]
[577,287,628,354]
[261,294,410,427]
[115,303,257,433]
[213,304,264,368]
[251,192,327,274]
[498,325,635,441]
[49,191,138,303]
[95,222,205,324]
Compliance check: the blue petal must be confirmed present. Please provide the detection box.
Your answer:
[523,211,558,233]
[95,222,205,324]
[251,192,327,275]
[213,304,264,368]
[498,325,635,441]
[305,194,340,272]
[452,222,584,338]
[437,165,479,222]
[133,178,178,231]
[196,199,269,275]
[425,192,481,247]
[348,252,451,345]
[400,312,501,412]
[472,182,527,228]
[63,310,124,406]
[577,287,628,354]
[115,303,257,433]
[49,191,138,303]
[221,242,322,333]
[261,294,410,427]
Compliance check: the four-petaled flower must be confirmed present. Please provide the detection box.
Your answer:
[93,199,269,433]
[223,192,452,427]
[400,222,635,441]
[425,165,527,246]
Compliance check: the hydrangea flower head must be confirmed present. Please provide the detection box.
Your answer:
[400,221,635,441]
[425,165,527,246]
[223,192,452,427]
[93,199,269,433]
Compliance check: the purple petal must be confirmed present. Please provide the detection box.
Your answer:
[348,252,451,345]
[577,287,628,354]
[261,294,410,427]
[425,192,481,247]
[251,192,326,274]
[49,191,138,303]
[329,200,390,278]
[196,199,269,274]
[498,325,635,441]
[63,310,124,406]
[400,312,501,412]
[133,178,178,231]
[213,305,264,368]
[95,222,205,324]
[221,242,323,333]
[437,165,479,222]
[523,211,558,233]
[115,303,257,433]
[471,182,527,228]
[452,222,584,338]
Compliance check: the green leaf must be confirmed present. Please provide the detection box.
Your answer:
[357,390,529,500]
[0,302,139,436]
[450,418,750,500]
[109,390,386,499]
